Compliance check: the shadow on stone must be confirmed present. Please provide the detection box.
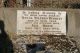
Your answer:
[0,20,14,53]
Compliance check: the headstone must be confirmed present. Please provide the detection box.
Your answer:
[17,10,66,35]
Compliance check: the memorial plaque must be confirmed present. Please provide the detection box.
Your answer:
[17,10,66,35]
